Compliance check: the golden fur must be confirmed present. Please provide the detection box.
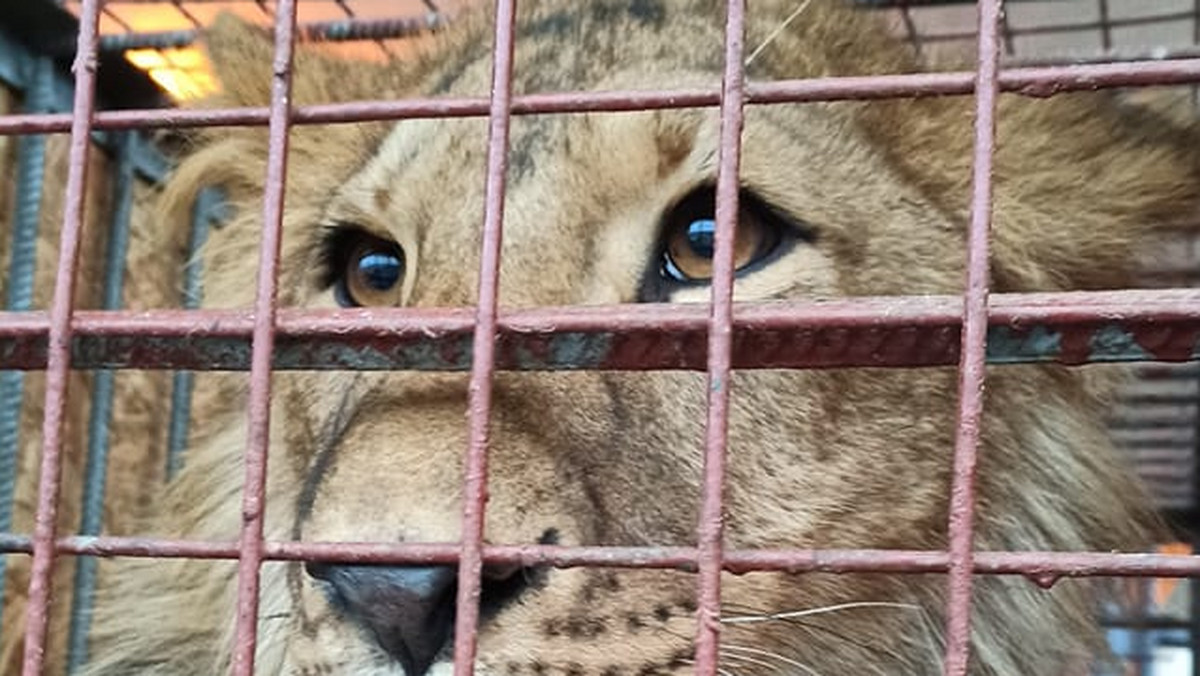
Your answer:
[3,1,1199,674]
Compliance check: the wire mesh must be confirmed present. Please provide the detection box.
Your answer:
[2,1,1200,675]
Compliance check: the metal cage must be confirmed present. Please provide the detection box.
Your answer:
[3,1,1200,675]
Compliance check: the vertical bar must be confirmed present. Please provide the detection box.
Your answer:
[692,0,747,674]
[1194,0,1200,45]
[897,1,923,59]
[0,54,54,621]
[1190,532,1199,676]
[1189,366,1200,676]
[168,0,204,30]
[164,370,193,480]
[65,131,136,674]
[1192,0,1199,110]
[1132,581,1148,676]
[229,2,299,674]
[998,9,1014,56]
[450,0,517,673]
[21,0,103,671]
[165,187,224,481]
[1098,0,1112,53]
[940,0,1003,674]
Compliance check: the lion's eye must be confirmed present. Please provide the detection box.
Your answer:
[328,230,406,308]
[659,186,786,283]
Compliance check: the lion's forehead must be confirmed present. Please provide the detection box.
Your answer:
[332,108,708,306]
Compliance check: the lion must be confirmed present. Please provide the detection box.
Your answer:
[4,0,1195,674]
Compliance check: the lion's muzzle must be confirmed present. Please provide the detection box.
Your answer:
[304,561,537,675]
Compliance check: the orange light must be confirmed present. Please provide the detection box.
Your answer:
[1152,542,1192,608]
[67,1,435,102]
[125,47,218,101]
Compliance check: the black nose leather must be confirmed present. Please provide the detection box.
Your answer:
[305,563,456,675]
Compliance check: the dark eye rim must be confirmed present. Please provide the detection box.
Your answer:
[656,185,814,286]
[317,224,406,307]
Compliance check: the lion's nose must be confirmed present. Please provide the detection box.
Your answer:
[304,562,456,675]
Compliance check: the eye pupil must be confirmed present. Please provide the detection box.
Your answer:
[327,229,407,308]
[685,219,716,259]
[358,252,402,291]
[657,187,793,285]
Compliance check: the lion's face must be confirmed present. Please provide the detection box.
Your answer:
[275,100,961,672]
[82,2,1199,675]
[262,14,972,673]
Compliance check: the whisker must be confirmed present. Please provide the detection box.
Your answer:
[720,601,908,661]
[722,644,823,676]
[715,650,786,675]
[745,0,815,66]
[721,601,921,624]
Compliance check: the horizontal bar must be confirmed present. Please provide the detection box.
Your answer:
[0,59,1197,135]
[0,534,1198,579]
[0,290,1198,371]
[93,15,446,53]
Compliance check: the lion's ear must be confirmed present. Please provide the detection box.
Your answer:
[202,13,402,108]
[202,14,274,107]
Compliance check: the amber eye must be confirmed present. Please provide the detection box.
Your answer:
[659,187,783,283]
[332,233,406,308]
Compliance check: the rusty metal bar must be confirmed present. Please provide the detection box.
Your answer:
[692,0,746,672]
[20,0,102,671]
[92,15,446,53]
[228,0,298,672]
[941,0,1002,673]
[1,290,1199,371]
[3,534,1200,581]
[451,0,517,673]
[2,58,1200,135]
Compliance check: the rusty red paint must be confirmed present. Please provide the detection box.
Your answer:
[19,0,102,672]
[942,1,1003,674]
[451,1,517,674]
[5,291,1200,371]
[1133,324,1200,361]
[1057,321,1101,366]
[229,1,299,673]
[692,0,746,673]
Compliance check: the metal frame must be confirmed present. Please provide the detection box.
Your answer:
[3,0,1200,675]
